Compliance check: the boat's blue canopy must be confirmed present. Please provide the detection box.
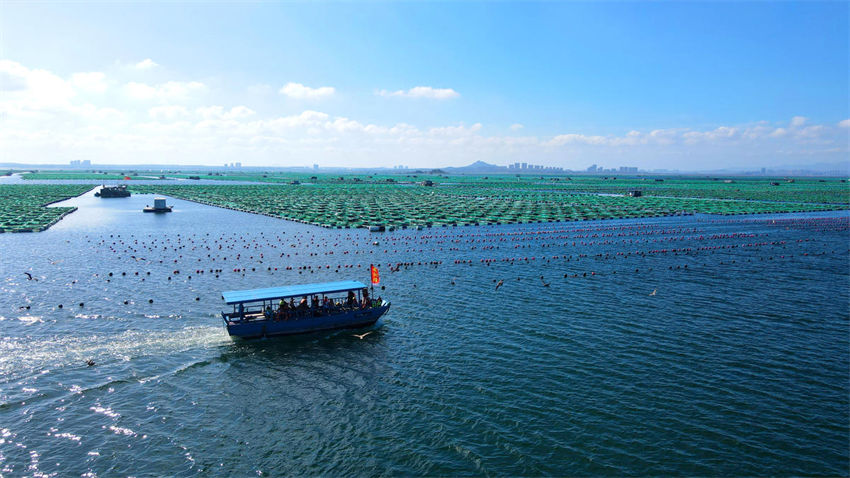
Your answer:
[222,280,367,305]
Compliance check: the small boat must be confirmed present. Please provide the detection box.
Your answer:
[95,185,130,198]
[220,280,390,339]
[143,197,173,213]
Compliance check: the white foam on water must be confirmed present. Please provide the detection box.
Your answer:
[51,432,81,442]
[107,426,136,437]
[0,326,230,381]
[89,406,119,419]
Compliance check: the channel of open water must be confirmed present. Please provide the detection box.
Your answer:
[0,190,847,476]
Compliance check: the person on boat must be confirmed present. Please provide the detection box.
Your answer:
[346,290,357,308]
[362,289,370,308]
[297,296,308,313]
[238,303,244,319]
[281,300,291,321]
[264,305,273,319]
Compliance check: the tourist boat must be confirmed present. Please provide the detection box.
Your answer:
[220,280,390,339]
[94,185,130,198]
[143,197,173,213]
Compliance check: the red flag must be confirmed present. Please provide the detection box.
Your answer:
[370,264,380,284]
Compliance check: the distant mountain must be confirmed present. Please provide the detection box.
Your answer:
[444,161,507,173]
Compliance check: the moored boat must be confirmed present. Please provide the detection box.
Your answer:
[221,280,390,339]
[95,185,131,198]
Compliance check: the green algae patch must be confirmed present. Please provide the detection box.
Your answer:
[130,182,845,230]
[0,185,92,232]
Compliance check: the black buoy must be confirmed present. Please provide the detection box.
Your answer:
[149,299,153,303]
[58,304,63,309]
[79,302,84,307]
[124,300,128,305]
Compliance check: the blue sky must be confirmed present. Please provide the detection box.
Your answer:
[1,1,847,169]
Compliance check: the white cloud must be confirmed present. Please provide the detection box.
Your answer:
[125,81,206,101]
[1,60,847,169]
[135,59,158,70]
[797,125,824,139]
[196,105,255,120]
[547,133,608,146]
[279,82,335,99]
[71,72,107,93]
[149,105,189,121]
[125,82,156,99]
[791,116,808,127]
[429,123,482,136]
[378,86,460,100]
[0,59,75,112]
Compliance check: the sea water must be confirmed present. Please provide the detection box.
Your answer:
[0,190,847,475]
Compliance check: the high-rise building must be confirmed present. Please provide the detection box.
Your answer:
[587,164,597,172]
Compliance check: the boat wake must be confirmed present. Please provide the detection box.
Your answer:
[0,325,231,385]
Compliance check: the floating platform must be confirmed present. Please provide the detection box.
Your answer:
[143,197,173,213]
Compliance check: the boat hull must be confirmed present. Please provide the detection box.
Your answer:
[224,303,390,339]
